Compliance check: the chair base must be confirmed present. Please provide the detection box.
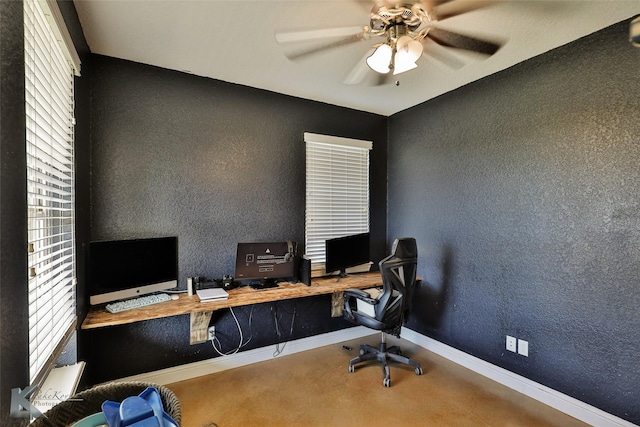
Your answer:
[348,332,423,387]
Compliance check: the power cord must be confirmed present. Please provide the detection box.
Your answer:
[210,305,255,356]
[209,302,296,357]
[271,301,297,357]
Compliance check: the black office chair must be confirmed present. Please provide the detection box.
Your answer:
[343,237,422,387]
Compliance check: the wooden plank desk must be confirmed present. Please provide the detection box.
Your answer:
[81,272,384,344]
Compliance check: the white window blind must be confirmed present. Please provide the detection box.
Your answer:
[304,133,372,272]
[24,0,78,383]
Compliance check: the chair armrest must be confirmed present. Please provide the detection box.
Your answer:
[343,288,379,305]
[343,288,381,324]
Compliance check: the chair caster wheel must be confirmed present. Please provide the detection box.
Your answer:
[383,378,391,387]
[348,365,355,373]
[415,367,423,376]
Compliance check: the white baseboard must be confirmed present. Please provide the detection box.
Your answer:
[116,326,636,427]
[116,326,373,385]
[400,327,637,427]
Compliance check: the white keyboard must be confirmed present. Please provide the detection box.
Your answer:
[106,293,172,313]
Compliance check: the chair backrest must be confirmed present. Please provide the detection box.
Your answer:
[376,238,418,330]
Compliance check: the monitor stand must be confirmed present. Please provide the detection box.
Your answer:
[250,279,279,290]
[335,269,348,282]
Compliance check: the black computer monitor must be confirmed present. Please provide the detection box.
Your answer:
[235,241,296,288]
[325,232,370,277]
[88,236,178,304]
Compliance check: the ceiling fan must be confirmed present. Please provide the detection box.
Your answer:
[275,0,504,85]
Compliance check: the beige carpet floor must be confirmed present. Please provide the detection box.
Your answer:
[167,334,589,427]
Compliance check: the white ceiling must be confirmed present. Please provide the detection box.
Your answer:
[73,0,640,116]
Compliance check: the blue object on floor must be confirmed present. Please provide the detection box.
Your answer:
[101,387,178,427]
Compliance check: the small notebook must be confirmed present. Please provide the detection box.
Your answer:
[196,287,229,302]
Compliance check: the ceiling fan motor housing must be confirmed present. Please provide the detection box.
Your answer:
[369,3,430,40]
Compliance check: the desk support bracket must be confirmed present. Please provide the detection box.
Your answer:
[190,311,213,345]
[331,292,344,317]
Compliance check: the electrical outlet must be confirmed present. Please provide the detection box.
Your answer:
[506,335,517,352]
[208,326,215,340]
[518,339,529,357]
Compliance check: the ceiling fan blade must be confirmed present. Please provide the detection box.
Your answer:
[342,48,394,87]
[419,0,455,13]
[430,0,500,21]
[372,72,392,87]
[427,27,502,56]
[422,38,465,69]
[281,32,369,61]
[372,0,405,8]
[275,26,364,44]
[343,48,375,85]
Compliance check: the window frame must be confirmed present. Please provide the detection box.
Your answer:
[24,0,80,384]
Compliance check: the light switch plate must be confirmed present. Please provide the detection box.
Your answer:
[518,339,529,357]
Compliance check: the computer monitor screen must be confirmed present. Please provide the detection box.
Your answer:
[325,232,370,277]
[88,236,178,305]
[235,241,295,288]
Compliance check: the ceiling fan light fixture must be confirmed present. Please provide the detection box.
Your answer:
[366,43,393,74]
[393,58,418,75]
[394,35,423,75]
[631,16,640,47]
[396,35,423,62]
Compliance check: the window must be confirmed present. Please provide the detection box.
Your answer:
[24,0,80,383]
[304,132,372,274]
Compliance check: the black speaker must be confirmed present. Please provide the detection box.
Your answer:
[222,274,237,290]
[299,256,311,286]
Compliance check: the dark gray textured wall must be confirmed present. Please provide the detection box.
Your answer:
[389,21,640,423]
[0,2,29,425]
[83,55,388,383]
